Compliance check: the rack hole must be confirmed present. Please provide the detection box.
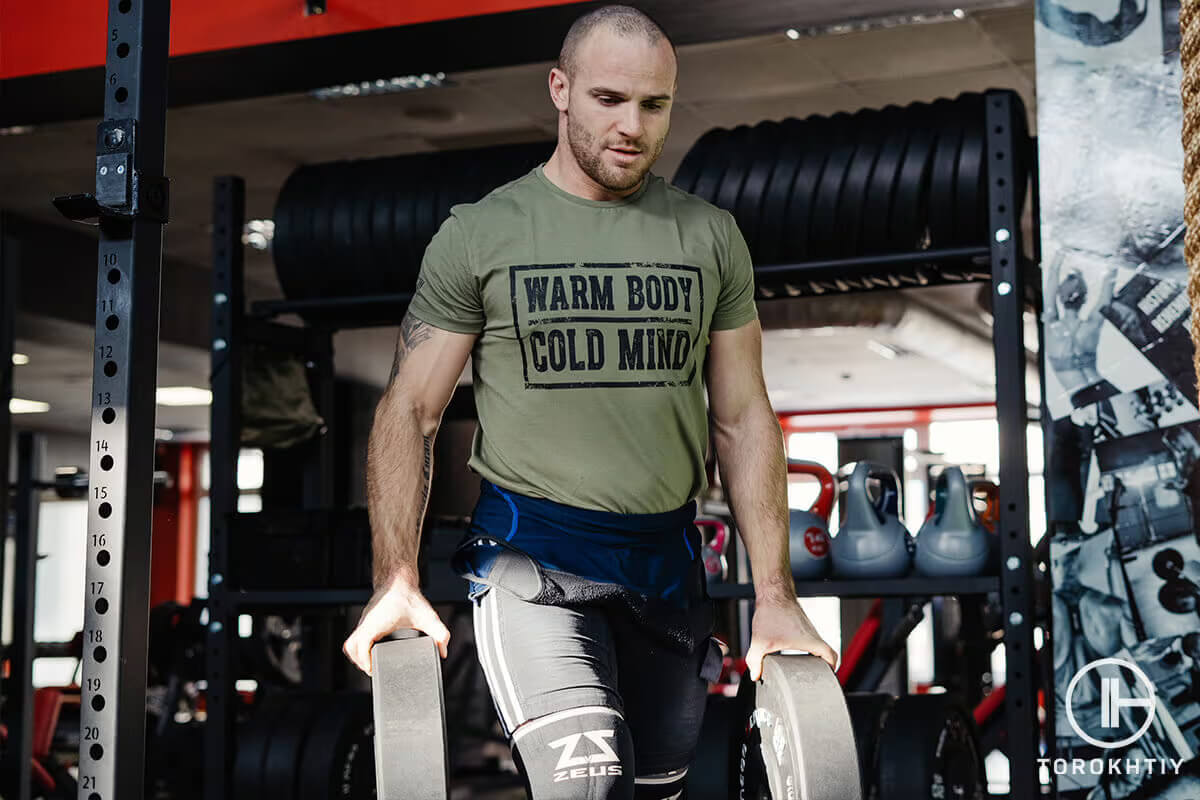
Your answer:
[117,43,130,58]
[114,87,128,103]
[105,315,119,331]
[92,695,105,711]
[998,205,1007,213]
[997,178,1006,187]
[101,455,114,471]
[118,0,131,11]
[102,408,116,424]
[1000,258,1008,267]
[994,125,1003,133]
[103,361,118,377]
[995,151,1005,160]
[107,269,121,284]
[99,503,112,519]
[89,794,101,800]
[94,646,108,662]
[98,550,111,566]
[90,743,104,760]
[96,598,109,614]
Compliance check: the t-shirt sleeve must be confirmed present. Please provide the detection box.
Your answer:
[710,211,759,331]
[406,212,485,333]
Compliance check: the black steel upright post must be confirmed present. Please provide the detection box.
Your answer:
[75,3,172,799]
[1,432,38,800]
[204,176,245,800]
[0,214,13,663]
[985,89,1039,799]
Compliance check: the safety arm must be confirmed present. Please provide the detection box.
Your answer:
[706,320,797,603]
[367,313,477,590]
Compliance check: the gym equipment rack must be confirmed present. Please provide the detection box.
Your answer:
[202,90,1048,799]
[28,1,175,799]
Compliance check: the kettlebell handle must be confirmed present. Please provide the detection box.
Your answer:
[695,517,728,554]
[848,461,902,522]
[786,459,836,521]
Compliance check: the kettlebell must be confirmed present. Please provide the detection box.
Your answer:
[696,517,730,585]
[914,467,992,577]
[832,462,913,579]
[787,460,834,581]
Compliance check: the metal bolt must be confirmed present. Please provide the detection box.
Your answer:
[213,338,227,351]
[209,621,223,633]
[214,292,228,305]
[211,573,224,586]
[99,166,108,176]
[994,228,1011,243]
[116,164,125,175]
[1009,612,1023,627]
[1006,556,1020,571]
[996,281,1012,296]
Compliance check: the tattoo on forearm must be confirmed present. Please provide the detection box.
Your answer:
[421,434,433,506]
[389,313,435,381]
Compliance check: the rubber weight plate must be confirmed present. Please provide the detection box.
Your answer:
[835,108,890,259]
[234,693,293,800]
[372,636,448,800]
[691,129,732,203]
[734,121,783,260]
[888,102,937,252]
[349,161,383,294]
[845,692,894,799]
[369,160,401,294]
[926,99,964,250]
[876,694,984,800]
[388,155,423,292]
[673,128,725,194]
[714,124,754,214]
[738,656,862,800]
[272,166,319,301]
[758,117,811,265]
[262,695,326,800]
[861,110,912,255]
[328,164,362,296]
[297,692,376,800]
[789,113,848,262]
[953,94,987,246]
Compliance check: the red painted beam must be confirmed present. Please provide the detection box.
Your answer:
[0,0,581,79]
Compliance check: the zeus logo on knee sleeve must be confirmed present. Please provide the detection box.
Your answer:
[547,729,623,781]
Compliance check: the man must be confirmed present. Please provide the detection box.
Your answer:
[343,6,835,797]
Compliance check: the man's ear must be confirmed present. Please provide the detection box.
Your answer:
[548,67,570,113]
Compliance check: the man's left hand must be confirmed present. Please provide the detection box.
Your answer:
[746,594,838,680]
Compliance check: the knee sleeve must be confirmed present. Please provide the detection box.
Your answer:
[633,769,688,800]
[511,706,635,800]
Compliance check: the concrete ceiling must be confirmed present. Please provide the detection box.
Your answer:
[2,2,1038,436]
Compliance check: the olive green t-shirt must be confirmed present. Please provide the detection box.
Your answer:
[407,164,758,513]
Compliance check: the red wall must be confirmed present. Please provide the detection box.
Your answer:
[0,0,580,79]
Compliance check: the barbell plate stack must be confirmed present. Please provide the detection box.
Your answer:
[845,692,894,798]
[372,636,449,800]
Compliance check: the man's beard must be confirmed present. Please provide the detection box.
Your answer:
[566,112,663,192]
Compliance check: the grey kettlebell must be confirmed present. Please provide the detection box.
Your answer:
[914,467,991,577]
[831,462,913,579]
[788,460,834,581]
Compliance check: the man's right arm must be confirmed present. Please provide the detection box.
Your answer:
[343,311,476,673]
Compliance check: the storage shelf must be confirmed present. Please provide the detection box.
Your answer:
[707,575,1000,600]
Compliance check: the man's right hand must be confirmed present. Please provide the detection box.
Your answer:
[342,577,451,675]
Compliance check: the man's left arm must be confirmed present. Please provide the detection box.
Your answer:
[706,319,838,677]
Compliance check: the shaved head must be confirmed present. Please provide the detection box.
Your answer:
[557,5,676,82]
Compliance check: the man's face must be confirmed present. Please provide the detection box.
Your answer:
[558,28,676,192]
